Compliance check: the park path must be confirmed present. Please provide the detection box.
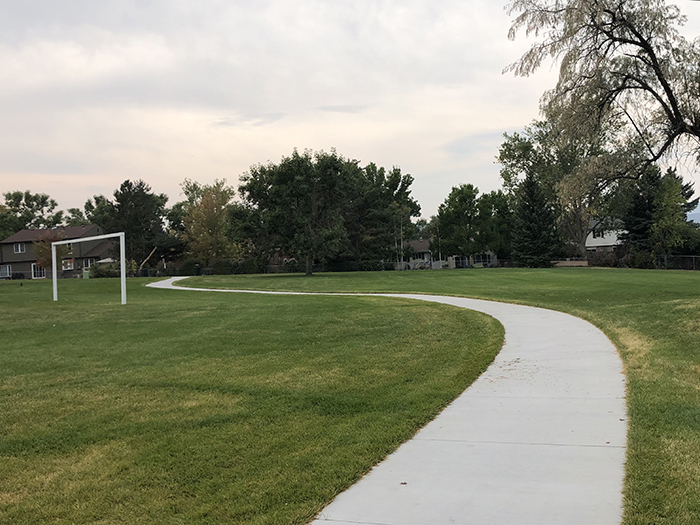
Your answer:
[147,277,627,525]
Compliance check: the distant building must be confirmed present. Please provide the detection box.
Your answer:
[0,225,113,279]
[405,240,499,269]
[585,226,624,254]
[407,240,432,269]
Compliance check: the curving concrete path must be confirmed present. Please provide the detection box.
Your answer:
[147,277,627,525]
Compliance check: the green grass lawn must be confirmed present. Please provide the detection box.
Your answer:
[183,268,700,525]
[0,277,503,524]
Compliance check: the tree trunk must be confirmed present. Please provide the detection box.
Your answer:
[139,246,158,271]
[305,252,313,276]
[578,238,587,259]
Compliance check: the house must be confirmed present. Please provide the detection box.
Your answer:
[407,240,432,269]
[0,225,114,279]
[445,252,498,268]
[404,240,500,269]
[585,226,624,254]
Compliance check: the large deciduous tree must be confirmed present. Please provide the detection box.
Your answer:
[239,149,348,276]
[506,0,700,173]
[432,184,481,258]
[498,120,604,256]
[81,181,168,265]
[0,191,64,240]
[618,165,697,256]
[650,173,686,263]
[339,163,420,267]
[430,185,513,260]
[181,179,238,266]
[476,190,513,258]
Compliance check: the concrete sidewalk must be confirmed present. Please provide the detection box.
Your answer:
[148,278,627,525]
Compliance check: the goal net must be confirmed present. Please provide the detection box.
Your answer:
[51,232,127,305]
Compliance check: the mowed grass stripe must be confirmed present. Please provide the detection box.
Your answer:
[0,278,503,524]
[186,268,700,525]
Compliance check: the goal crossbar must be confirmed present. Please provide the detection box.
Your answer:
[52,232,126,305]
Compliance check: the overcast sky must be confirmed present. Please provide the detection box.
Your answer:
[1,1,699,218]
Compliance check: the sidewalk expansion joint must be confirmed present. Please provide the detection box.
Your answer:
[414,438,626,449]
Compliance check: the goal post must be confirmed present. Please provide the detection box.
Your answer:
[52,232,127,305]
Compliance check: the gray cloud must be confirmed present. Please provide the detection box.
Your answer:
[6,1,694,216]
[444,132,512,161]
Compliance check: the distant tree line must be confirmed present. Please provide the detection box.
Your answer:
[2,139,698,273]
[488,120,700,267]
[0,149,421,276]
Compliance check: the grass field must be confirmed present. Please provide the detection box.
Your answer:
[0,278,503,524]
[182,268,700,525]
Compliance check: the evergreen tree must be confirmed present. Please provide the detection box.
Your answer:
[619,166,697,255]
[619,167,662,252]
[651,175,686,265]
[511,173,560,267]
[110,180,168,264]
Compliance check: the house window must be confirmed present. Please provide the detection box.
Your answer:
[83,258,96,269]
[14,243,25,254]
[0,265,11,278]
[66,243,73,254]
[32,263,46,279]
[62,259,74,271]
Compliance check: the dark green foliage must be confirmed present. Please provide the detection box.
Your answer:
[620,167,662,252]
[429,186,512,260]
[497,121,563,200]
[619,167,698,259]
[432,184,480,257]
[497,119,609,257]
[339,163,420,264]
[64,207,90,226]
[111,180,168,264]
[511,173,560,267]
[240,149,348,276]
[239,150,420,275]
[83,195,115,231]
[0,191,64,240]
[80,181,170,265]
[476,191,512,258]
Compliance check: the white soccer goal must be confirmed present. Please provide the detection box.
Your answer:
[52,232,127,305]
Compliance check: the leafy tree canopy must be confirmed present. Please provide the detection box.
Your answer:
[430,185,512,259]
[79,181,168,265]
[181,179,238,265]
[507,0,700,174]
[498,119,610,256]
[0,190,63,240]
[240,149,349,276]
[340,163,420,265]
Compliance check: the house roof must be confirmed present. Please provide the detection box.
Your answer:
[82,240,115,258]
[408,239,431,252]
[1,225,100,244]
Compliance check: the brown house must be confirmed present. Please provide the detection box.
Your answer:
[0,225,114,279]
